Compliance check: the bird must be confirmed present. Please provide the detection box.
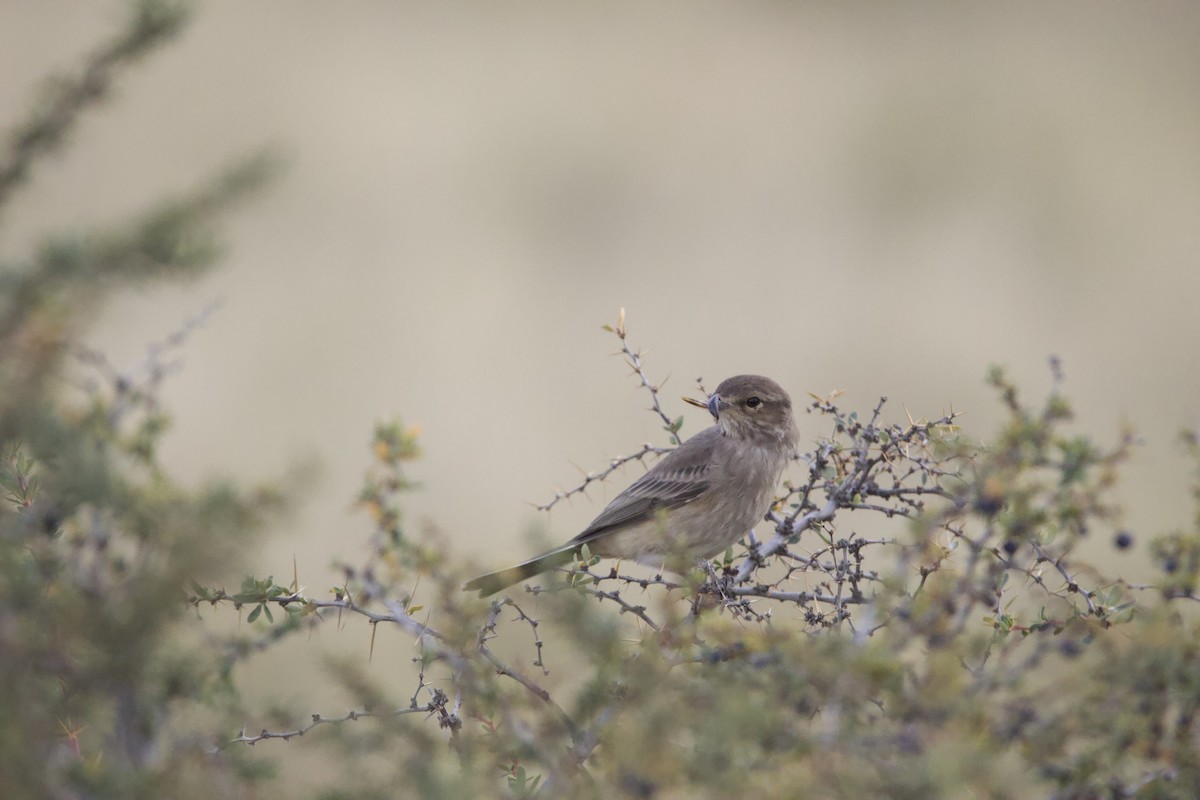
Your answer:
[464,374,798,597]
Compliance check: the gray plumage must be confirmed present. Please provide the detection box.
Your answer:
[464,375,798,597]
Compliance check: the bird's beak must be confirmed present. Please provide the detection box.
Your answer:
[682,393,721,420]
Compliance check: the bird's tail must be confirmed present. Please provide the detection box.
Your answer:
[463,547,577,598]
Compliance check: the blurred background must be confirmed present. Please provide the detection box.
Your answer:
[3,0,1198,703]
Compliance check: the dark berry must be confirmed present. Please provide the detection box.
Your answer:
[975,495,1003,516]
[975,477,1005,516]
[1114,531,1133,550]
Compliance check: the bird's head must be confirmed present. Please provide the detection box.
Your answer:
[684,374,798,447]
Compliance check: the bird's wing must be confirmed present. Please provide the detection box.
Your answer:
[569,427,721,546]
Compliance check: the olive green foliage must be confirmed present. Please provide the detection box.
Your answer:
[0,3,287,797]
[5,4,1200,799]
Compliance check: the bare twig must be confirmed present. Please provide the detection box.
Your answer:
[477,602,579,740]
[222,695,452,750]
[607,308,677,433]
[536,442,669,513]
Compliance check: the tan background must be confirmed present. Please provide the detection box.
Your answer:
[3,0,1199,735]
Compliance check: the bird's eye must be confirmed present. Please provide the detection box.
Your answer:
[745,396,762,409]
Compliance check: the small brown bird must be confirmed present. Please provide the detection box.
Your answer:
[464,375,798,597]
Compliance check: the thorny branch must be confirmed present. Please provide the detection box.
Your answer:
[535,442,669,513]
[224,695,455,749]
[535,310,686,512]
[477,600,578,740]
[607,307,678,435]
[198,576,581,752]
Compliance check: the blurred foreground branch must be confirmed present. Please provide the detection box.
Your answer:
[0,0,192,211]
